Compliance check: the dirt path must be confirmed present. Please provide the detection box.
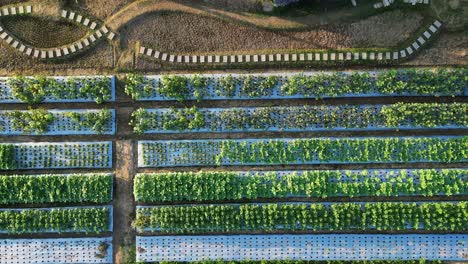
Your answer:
[113,140,136,264]
[104,0,304,31]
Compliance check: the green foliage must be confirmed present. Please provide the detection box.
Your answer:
[0,173,112,205]
[134,169,468,202]
[217,74,239,97]
[123,68,467,101]
[141,137,468,167]
[130,103,467,133]
[8,75,47,104]
[125,73,153,100]
[190,74,207,101]
[0,144,16,170]
[6,108,54,134]
[65,109,113,134]
[161,107,206,131]
[7,75,112,104]
[158,75,190,101]
[130,108,151,135]
[380,103,468,127]
[0,207,111,234]
[135,202,467,233]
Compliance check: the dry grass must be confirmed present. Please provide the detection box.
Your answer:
[121,9,423,54]
[404,31,468,66]
[0,0,26,5]
[198,0,261,12]
[1,16,88,48]
[0,41,113,73]
[69,0,134,20]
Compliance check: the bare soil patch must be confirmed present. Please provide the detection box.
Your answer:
[113,140,136,264]
[122,9,423,54]
[405,31,468,66]
[70,0,134,20]
[0,41,113,73]
[1,16,87,48]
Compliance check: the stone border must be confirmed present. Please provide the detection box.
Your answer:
[61,10,116,41]
[0,7,117,60]
[138,20,442,66]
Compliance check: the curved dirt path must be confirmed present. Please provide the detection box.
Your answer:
[104,0,305,31]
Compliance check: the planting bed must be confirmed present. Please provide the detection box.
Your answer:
[0,141,112,169]
[0,76,115,104]
[138,137,467,167]
[0,206,112,234]
[136,234,468,262]
[0,173,113,205]
[0,109,116,135]
[0,237,112,263]
[125,69,467,101]
[134,169,468,203]
[135,202,466,233]
[132,103,467,133]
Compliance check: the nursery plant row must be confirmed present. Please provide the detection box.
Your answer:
[1,75,114,104]
[0,173,113,205]
[124,68,467,101]
[0,142,112,170]
[0,206,112,234]
[135,202,467,233]
[130,103,467,133]
[138,137,467,167]
[1,69,465,104]
[134,169,468,203]
[0,109,115,135]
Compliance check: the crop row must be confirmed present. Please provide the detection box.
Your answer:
[124,68,467,101]
[0,207,111,234]
[0,142,112,170]
[139,137,467,167]
[0,75,114,104]
[134,169,468,203]
[0,173,113,205]
[135,202,467,233]
[130,103,467,133]
[0,109,115,135]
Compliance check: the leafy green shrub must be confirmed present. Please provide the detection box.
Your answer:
[157,75,189,101]
[0,173,113,205]
[8,75,47,104]
[0,207,111,234]
[6,108,54,134]
[65,109,112,134]
[0,145,16,170]
[135,202,467,233]
[7,75,112,104]
[134,169,468,202]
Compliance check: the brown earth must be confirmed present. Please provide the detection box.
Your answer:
[1,16,88,48]
[121,9,423,53]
